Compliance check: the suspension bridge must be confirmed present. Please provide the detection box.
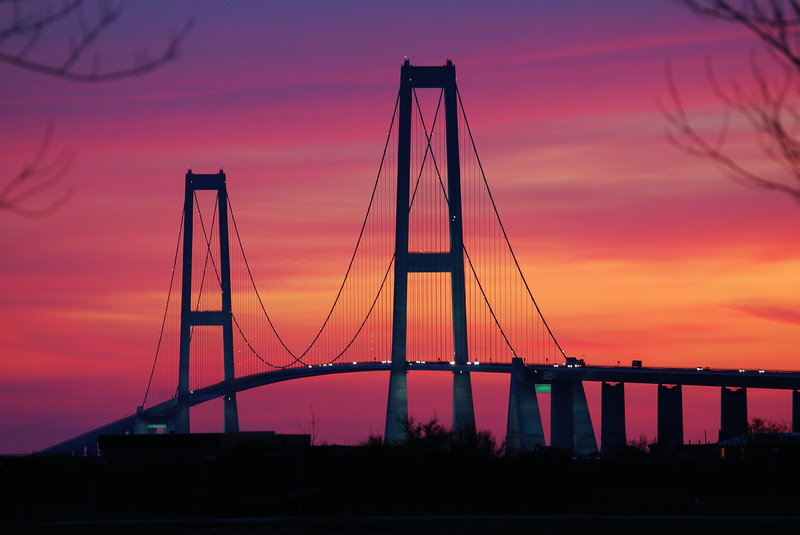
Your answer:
[40,61,800,456]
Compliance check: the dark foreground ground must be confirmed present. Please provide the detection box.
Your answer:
[7,515,800,535]
[3,439,800,533]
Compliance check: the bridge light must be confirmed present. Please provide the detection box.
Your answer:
[450,361,455,365]
[758,369,765,373]
[739,369,745,373]
[353,362,357,365]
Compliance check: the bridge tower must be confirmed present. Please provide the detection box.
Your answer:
[175,170,239,434]
[385,60,475,443]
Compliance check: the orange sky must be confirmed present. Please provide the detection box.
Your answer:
[1,1,799,453]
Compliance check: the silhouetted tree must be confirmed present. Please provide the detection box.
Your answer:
[628,432,652,452]
[402,415,452,453]
[1,0,192,215]
[384,416,503,458]
[663,0,800,204]
[0,123,74,217]
[358,433,384,447]
[296,406,322,446]
[743,416,791,443]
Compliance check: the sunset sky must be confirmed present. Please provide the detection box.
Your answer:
[2,1,799,453]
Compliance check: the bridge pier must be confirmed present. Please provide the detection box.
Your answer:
[551,378,597,453]
[720,386,748,440]
[657,384,683,445]
[385,363,409,444]
[505,358,545,454]
[550,379,573,451]
[601,382,626,452]
[794,390,800,433]
[573,380,597,453]
[453,370,476,435]
[175,402,190,435]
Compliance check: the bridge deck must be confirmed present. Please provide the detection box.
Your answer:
[38,362,800,456]
[143,361,800,418]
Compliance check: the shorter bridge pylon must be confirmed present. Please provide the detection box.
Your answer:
[175,170,239,434]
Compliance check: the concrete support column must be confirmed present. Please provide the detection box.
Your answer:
[385,62,412,445]
[551,379,574,451]
[175,403,190,435]
[601,382,626,452]
[176,172,195,434]
[224,394,239,433]
[443,64,474,437]
[657,384,683,445]
[385,363,408,444]
[551,379,597,453]
[793,390,800,433]
[720,386,748,440]
[218,190,239,434]
[573,381,597,454]
[453,370,476,436]
[505,358,545,454]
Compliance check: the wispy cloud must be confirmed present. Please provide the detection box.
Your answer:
[724,303,800,325]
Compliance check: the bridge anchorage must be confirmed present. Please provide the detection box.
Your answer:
[37,61,800,457]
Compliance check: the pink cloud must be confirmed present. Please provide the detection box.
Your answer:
[724,303,800,325]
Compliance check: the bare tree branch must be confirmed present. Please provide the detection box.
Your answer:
[0,124,75,217]
[665,1,800,204]
[0,0,194,83]
[680,0,800,68]
[1,1,192,215]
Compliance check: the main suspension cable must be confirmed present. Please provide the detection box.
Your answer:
[222,90,403,368]
[141,210,184,408]
[227,196,305,367]
[293,89,402,360]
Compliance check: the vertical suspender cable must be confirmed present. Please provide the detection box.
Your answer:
[456,88,567,361]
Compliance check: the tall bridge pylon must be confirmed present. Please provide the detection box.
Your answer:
[385,60,475,443]
[175,170,239,434]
